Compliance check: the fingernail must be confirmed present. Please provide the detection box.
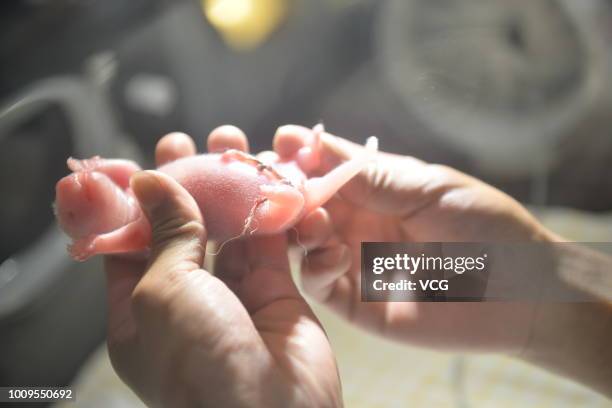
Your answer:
[130,171,165,211]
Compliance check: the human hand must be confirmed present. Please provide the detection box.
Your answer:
[273,125,612,398]
[104,131,341,408]
[272,125,556,353]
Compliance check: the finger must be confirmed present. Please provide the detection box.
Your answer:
[104,256,145,343]
[273,125,390,210]
[240,234,300,313]
[273,124,309,159]
[155,132,197,167]
[244,234,339,398]
[292,207,334,251]
[316,130,456,216]
[247,234,291,274]
[301,244,351,302]
[318,129,422,172]
[207,125,249,153]
[213,239,247,292]
[130,170,206,279]
[274,125,369,172]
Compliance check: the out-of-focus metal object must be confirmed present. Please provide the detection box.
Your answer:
[124,73,178,117]
[0,75,116,319]
[377,0,610,177]
[0,47,142,385]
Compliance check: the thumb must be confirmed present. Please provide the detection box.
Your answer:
[130,170,206,277]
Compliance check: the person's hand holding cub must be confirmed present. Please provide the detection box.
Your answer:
[104,131,341,408]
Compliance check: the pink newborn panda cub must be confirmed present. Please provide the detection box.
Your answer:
[54,124,378,261]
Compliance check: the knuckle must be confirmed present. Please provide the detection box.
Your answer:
[359,160,395,203]
[426,163,468,187]
[152,217,205,248]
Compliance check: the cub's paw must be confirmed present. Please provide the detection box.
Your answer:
[67,237,96,261]
[67,156,103,173]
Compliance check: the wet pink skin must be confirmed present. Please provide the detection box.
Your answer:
[54,125,377,261]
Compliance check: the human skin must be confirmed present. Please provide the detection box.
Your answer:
[54,125,377,260]
[104,129,342,408]
[103,125,611,404]
[271,125,612,397]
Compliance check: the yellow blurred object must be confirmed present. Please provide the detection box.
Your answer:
[203,0,288,51]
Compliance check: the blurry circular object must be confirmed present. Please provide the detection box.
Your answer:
[377,0,608,176]
[124,73,178,117]
[202,0,289,51]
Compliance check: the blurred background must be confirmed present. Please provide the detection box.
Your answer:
[1,0,612,406]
